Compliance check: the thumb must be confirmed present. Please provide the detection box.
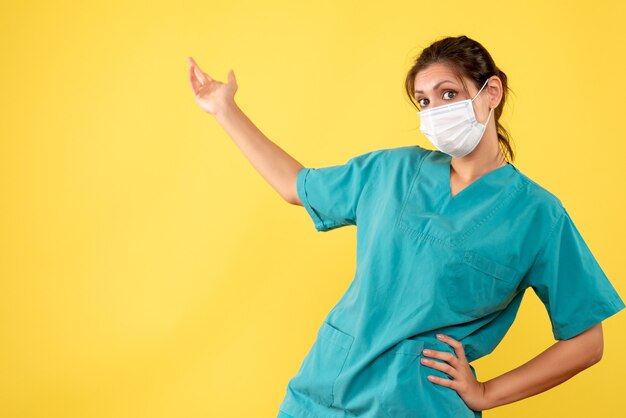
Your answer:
[227,69,236,84]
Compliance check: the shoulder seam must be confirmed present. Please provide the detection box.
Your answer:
[525,207,566,282]
[517,172,564,208]
[356,148,387,216]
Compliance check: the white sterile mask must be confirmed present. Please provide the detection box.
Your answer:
[417,78,494,158]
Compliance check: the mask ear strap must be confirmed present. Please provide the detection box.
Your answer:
[472,77,491,101]
[484,106,494,125]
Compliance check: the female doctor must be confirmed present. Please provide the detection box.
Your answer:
[187,35,625,417]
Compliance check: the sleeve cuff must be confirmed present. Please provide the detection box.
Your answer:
[297,167,333,232]
[553,297,626,340]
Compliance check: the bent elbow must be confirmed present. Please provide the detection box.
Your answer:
[583,345,603,368]
[591,346,603,365]
[287,194,303,206]
[577,323,604,366]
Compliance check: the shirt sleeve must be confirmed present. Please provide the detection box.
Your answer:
[296,149,385,232]
[521,206,625,340]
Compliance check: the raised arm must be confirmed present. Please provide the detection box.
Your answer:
[186,56,304,206]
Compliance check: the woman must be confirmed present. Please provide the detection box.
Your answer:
[187,35,625,417]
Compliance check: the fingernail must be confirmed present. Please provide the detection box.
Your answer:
[436,334,445,339]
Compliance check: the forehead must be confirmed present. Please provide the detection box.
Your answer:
[413,63,460,91]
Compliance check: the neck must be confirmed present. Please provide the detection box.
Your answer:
[450,132,506,182]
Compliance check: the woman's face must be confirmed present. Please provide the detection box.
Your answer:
[413,63,489,114]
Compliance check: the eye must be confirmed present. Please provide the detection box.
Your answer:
[416,90,458,110]
[443,90,457,100]
[417,97,429,108]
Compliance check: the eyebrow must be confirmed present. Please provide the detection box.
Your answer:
[414,80,457,95]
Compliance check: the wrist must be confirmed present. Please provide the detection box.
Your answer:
[214,99,239,121]
[481,379,498,410]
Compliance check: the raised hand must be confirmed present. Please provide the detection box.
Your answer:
[186,56,238,116]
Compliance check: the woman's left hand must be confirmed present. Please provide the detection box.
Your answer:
[420,334,489,412]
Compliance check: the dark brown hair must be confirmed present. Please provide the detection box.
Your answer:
[405,35,515,162]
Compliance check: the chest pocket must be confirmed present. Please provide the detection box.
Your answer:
[447,250,522,318]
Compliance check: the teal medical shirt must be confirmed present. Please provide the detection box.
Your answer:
[278,145,625,418]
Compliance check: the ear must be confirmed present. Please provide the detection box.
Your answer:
[487,76,503,109]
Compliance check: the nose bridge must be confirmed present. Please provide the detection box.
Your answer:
[429,97,448,108]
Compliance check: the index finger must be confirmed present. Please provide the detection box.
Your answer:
[189,64,202,92]
[436,334,467,362]
[187,56,199,67]
[187,57,213,83]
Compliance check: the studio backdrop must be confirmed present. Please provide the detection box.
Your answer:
[1,1,624,417]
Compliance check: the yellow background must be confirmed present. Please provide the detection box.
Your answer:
[1,0,624,417]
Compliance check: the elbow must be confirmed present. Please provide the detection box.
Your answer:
[590,345,603,365]
[571,323,604,367]
[286,194,302,206]
[284,178,302,205]
[286,187,303,206]
[590,326,605,365]
[584,339,604,367]
[577,345,602,371]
